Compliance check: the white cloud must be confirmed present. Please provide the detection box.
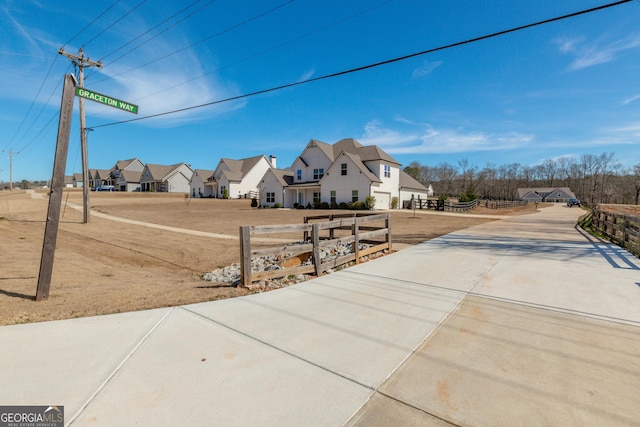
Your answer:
[297,69,315,82]
[622,95,640,106]
[553,36,584,54]
[412,60,442,78]
[554,33,640,71]
[359,119,533,154]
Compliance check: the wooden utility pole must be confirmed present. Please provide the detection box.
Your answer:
[36,73,77,301]
[58,47,102,223]
[2,149,19,190]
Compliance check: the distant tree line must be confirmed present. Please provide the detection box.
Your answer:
[0,180,49,190]
[404,152,640,206]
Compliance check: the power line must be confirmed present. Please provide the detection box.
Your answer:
[128,0,396,106]
[82,0,150,48]
[12,63,73,153]
[90,0,633,130]
[96,0,209,62]
[86,0,220,81]
[88,0,292,82]
[2,55,60,152]
[64,0,122,46]
[4,1,119,153]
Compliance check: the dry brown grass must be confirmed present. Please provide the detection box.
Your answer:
[0,190,535,325]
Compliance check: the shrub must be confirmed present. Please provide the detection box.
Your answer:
[365,196,376,210]
[391,196,398,209]
[293,203,299,209]
[274,202,282,208]
[316,202,329,209]
[330,201,338,209]
[459,188,478,203]
[250,198,258,208]
[348,201,365,210]
[222,188,229,199]
[306,202,312,209]
[339,202,348,209]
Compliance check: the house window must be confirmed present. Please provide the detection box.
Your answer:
[352,190,358,202]
[297,169,302,181]
[313,192,321,205]
[384,165,391,178]
[313,168,324,180]
[330,191,336,205]
[266,192,275,203]
[341,163,347,176]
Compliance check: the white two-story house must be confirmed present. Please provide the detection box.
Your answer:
[140,163,193,193]
[258,138,431,209]
[213,155,276,199]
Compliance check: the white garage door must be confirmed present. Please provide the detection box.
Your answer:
[373,192,391,210]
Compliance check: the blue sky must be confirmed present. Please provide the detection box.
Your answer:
[1,0,639,182]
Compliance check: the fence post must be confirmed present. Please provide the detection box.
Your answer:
[353,217,360,264]
[303,217,309,241]
[329,215,335,240]
[239,226,251,287]
[312,223,322,276]
[385,214,392,252]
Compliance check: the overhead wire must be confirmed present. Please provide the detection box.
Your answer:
[82,0,150,48]
[86,0,221,80]
[90,0,633,130]
[64,0,122,46]
[95,0,208,62]
[2,55,60,152]
[88,0,293,82]
[14,67,72,154]
[97,0,392,98]
[4,0,122,153]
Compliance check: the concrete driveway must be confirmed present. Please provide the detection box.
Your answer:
[1,204,638,426]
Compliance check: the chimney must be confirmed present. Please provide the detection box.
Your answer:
[269,155,277,169]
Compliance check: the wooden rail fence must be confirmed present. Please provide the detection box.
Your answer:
[590,207,640,257]
[239,213,391,286]
[483,200,528,209]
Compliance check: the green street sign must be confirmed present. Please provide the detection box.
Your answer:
[75,87,138,114]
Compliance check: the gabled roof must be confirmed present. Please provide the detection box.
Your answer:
[145,163,190,181]
[93,169,111,179]
[220,170,243,182]
[217,155,267,182]
[193,169,215,182]
[331,138,363,158]
[300,138,400,167]
[357,145,401,165]
[118,170,142,183]
[73,173,83,181]
[516,187,576,200]
[327,151,381,184]
[269,169,294,187]
[115,159,135,170]
[399,170,429,191]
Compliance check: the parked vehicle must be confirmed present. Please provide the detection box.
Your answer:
[94,185,116,192]
[567,198,581,207]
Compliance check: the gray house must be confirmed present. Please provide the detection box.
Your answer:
[516,187,576,203]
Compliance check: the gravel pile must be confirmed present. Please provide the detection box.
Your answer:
[202,241,389,291]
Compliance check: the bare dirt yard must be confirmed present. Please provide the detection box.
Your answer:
[0,190,538,326]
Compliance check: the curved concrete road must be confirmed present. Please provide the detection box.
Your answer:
[1,204,638,426]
